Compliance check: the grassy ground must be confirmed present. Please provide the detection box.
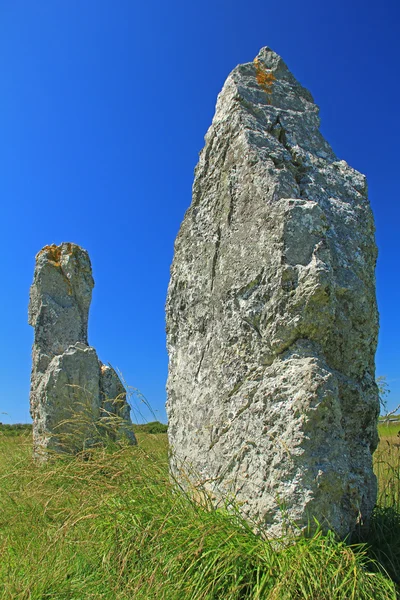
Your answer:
[375,423,400,509]
[0,425,399,599]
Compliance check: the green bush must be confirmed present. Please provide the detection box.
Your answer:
[133,421,168,434]
[0,422,32,436]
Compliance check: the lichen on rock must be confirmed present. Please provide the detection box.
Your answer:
[29,242,136,456]
[166,47,379,538]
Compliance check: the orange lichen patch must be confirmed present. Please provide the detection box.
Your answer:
[254,58,276,103]
[36,244,61,264]
[36,242,75,266]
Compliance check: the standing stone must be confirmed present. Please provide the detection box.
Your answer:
[166,47,379,538]
[29,243,136,456]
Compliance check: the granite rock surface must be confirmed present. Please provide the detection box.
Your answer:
[29,243,136,455]
[166,47,379,537]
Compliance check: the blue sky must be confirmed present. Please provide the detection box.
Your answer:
[0,0,399,423]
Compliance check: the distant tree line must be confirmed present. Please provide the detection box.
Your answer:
[0,421,168,436]
[133,421,168,434]
[0,423,32,436]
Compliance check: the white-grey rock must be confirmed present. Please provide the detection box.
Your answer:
[166,47,379,538]
[100,363,137,444]
[29,243,136,455]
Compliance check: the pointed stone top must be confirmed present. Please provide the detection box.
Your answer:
[208,45,333,164]
[218,45,315,113]
[254,46,289,71]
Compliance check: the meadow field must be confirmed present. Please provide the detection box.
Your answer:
[0,422,399,599]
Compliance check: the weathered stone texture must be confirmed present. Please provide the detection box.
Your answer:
[29,243,136,455]
[166,47,379,537]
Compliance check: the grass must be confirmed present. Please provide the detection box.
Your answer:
[0,423,399,599]
[354,422,400,588]
[375,422,400,507]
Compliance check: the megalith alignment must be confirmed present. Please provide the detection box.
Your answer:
[166,47,379,537]
[29,242,136,455]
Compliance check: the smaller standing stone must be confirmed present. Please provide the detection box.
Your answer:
[29,243,136,456]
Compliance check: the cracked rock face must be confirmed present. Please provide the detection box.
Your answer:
[29,243,136,455]
[166,47,379,538]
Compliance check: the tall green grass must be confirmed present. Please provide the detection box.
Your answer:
[354,423,400,589]
[0,425,399,599]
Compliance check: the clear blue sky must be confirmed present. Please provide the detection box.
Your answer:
[0,0,399,424]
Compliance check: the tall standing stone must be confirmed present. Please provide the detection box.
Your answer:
[166,48,379,537]
[29,243,136,455]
